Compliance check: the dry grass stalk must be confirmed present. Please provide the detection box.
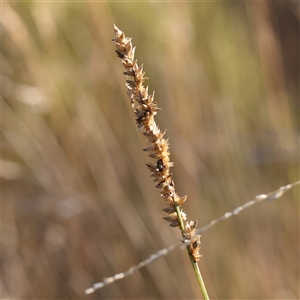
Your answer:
[111,24,201,262]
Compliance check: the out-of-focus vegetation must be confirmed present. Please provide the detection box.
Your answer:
[2,2,299,299]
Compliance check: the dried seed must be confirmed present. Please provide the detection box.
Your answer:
[115,49,125,58]
[163,216,178,223]
[162,206,176,213]
[169,221,180,227]
[177,195,188,206]
[124,70,135,76]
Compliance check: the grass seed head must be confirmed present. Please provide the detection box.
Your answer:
[112,24,201,260]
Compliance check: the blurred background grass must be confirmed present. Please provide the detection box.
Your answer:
[2,1,299,299]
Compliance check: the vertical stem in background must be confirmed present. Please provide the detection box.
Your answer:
[111,24,209,299]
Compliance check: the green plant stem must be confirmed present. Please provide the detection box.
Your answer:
[186,249,210,300]
[174,204,210,300]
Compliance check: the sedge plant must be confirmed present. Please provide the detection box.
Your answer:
[110,24,209,300]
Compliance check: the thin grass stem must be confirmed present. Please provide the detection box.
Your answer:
[187,254,209,300]
[174,202,209,299]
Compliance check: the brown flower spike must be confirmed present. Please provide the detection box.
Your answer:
[112,24,201,262]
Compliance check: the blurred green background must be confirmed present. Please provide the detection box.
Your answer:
[2,1,299,299]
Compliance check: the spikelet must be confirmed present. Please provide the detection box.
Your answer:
[112,24,201,262]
